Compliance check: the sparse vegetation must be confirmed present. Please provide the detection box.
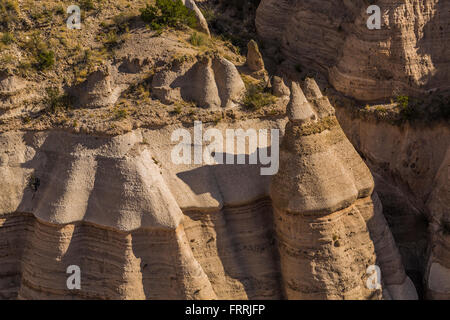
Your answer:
[44,87,71,114]
[172,105,182,114]
[36,49,55,70]
[189,31,209,47]
[243,83,276,111]
[1,31,14,45]
[114,107,128,120]
[140,0,197,31]
[0,0,19,29]
[24,32,56,71]
[80,0,96,11]
[396,95,421,121]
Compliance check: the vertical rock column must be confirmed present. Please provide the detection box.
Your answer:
[270,80,417,300]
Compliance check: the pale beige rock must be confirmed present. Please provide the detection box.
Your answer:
[271,83,417,299]
[152,54,245,109]
[181,0,210,36]
[0,120,284,300]
[0,112,419,300]
[286,82,316,124]
[247,40,265,72]
[69,65,123,108]
[256,0,450,101]
[0,73,26,96]
[272,76,290,98]
[336,105,450,299]
[0,72,33,116]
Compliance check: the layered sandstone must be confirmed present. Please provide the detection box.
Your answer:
[0,120,282,299]
[270,80,417,299]
[0,78,419,299]
[0,72,35,119]
[69,65,124,109]
[256,0,450,101]
[336,107,450,299]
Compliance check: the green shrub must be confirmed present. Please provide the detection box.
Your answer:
[36,49,55,70]
[396,95,422,121]
[24,32,55,71]
[45,87,71,113]
[243,83,276,111]
[1,31,14,44]
[172,105,182,114]
[140,0,197,31]
[396,95,409,109]
[114,107,128,120]
[80,0,95,11]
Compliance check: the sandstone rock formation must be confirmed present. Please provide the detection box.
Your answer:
[245,40,268,81]
[0,72,32,117]
[270,80,418,299]
[0,122,281,299]
[69,65,123,109]
[272,76,290,98]
[336,106,450,299]
[0,78,419,300]
[256,0,450,101]
[247,40,265,72]
[152,54,245,109]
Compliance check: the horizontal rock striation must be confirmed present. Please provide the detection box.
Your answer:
[270,80,417,299]
[0,101,419,300]
[256,0,450,101]
[0,121,282,299]
[336,106,450,299]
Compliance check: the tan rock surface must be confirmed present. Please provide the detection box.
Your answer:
[270,82,417,299]
[0,111,417,299]
[336,106,450,299]
[256,0,450,101]
[152,54,245,109]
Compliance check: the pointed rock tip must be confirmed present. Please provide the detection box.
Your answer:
[287,82,316,123]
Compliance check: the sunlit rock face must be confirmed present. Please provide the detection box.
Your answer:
[256,0,450,101]
[270,80,417,300]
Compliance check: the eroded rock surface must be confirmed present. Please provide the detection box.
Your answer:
[271,80,417,299]
[256,0,450,101]
[69,65,124,109]
[336,107,450,299]
[0,80,419,300]
[152,54,245,109]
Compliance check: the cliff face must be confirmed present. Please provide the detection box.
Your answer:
[0,125,282,299]
[336,107,450,299]
[256,0,450,101]
[1,0,446,300]
[270,79,416,299]
[0,84,417,299]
